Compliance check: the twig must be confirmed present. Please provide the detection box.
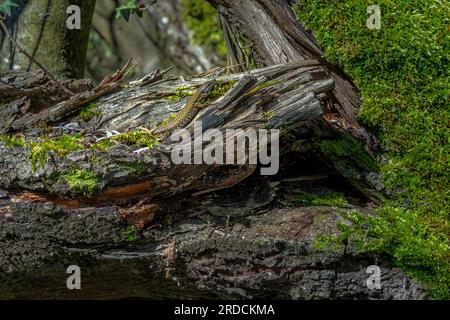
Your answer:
[142,0,159,10]
[0,18,75,96]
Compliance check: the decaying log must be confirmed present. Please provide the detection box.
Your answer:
[0,61,380,206]
[207,0,379,151]
[0,191,425,299]
[0,70,93,109]
[0,61,417,299]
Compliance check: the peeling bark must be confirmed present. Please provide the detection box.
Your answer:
[207,0,379,151]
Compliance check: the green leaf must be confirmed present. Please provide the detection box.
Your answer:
[115,0,146,22]
[0,0,19,17]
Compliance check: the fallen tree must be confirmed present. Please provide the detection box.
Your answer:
[0,60,424,299]
[0,0,425,299]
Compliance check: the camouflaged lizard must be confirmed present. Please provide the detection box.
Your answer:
[154,80,217,140]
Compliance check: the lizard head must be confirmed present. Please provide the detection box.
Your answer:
[198,80,218,104]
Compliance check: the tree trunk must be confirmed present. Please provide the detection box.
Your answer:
[0,0,96,78]
[207,0,377,144]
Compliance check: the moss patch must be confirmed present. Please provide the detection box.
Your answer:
[90,139,115,151]
[169,86,195,102]
[112,131,159,148]
[295,0,450,299]
[122,225,138,242]
[317,133,378,176]
[62,169,99,198]
[29,134,84,171]
[0,135,26,148]
[79,102,102,121]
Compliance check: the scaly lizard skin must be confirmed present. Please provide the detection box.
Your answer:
[154,80,216,140]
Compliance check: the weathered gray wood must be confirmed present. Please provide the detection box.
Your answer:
[207,0,378,150]
[0,61,380,205]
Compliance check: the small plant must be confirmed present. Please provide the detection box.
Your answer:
[79,102,101,121]
[29,134,84,171]
[62,169,100,198]
[0,135,25,148]
[0,0,18,17]
[115,0,147,22]
[122,225,138,242]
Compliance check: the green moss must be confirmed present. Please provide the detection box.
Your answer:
[62,169,100,198]
[90,139,115,151]
[295,191,350,207]
[79,102,101,121]
[29,134,84,171]
[182,0,227,59]
[295,0,449,299]
[120,162,146,174]
[312,234,345,254]
[112,131,159,148]
[0,135,25,148]
[206,80,237,102]
[317,133,378,176]
[122,225,138,242]
[169,86,195,102]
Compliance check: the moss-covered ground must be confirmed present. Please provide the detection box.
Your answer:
[295,0,449,298]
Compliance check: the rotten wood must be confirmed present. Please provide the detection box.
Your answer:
[0,2,396,298]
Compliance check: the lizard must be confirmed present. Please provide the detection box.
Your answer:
[153,80,217,141]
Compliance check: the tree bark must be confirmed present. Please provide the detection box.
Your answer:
[0,60,380,200]
[207,0,379,150]
[0,0,96,79]
[0,200,425,299]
